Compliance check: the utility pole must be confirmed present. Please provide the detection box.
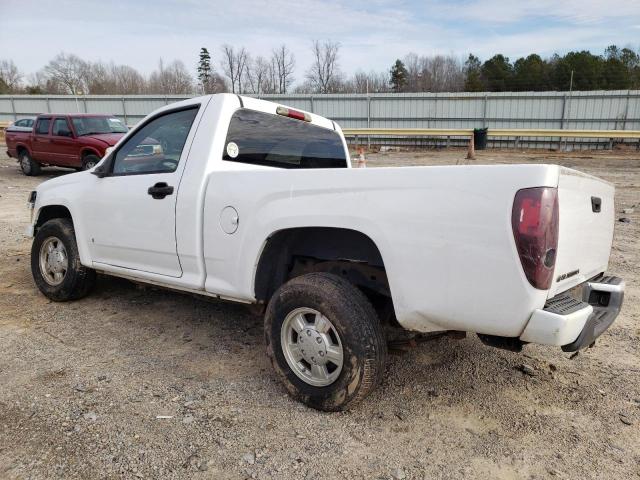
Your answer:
[569,69,574,93]
[563,70,574,151]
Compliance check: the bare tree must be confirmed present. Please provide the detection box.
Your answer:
[349,70,391,93]
[43,53,90,94]
[0,60,23,92]
[306,40,342,93]
[147,59,194,94]
[402,53,464,92]
[271,45,295,93]
[111,65,147,94]
[221,45,249,93]
[84,61,112,94]
[84,62,148,94]
[246,56,272,94]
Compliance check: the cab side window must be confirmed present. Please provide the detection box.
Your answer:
[35,118,51,135]
[52,118,72,137]
[112,107,198,176]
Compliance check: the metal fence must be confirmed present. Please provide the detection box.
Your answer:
[2,91,639,149]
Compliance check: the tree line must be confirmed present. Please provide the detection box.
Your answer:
[1,43,639,96]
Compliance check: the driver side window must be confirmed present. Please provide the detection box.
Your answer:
[112,107,198,175]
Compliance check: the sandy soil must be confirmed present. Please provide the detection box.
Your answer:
[0,146,638,480]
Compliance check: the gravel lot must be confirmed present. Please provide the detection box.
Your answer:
[0,146,638,480]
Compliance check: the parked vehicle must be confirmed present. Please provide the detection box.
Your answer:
[6,118,36,132]
[6,114,128,175]
[26,94,625,411]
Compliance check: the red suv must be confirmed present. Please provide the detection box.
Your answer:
[6,114,128,175]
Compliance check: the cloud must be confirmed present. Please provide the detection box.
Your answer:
[432,0,640,25]
[1,0,639,79]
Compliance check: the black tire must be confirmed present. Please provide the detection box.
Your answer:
[265,272,387,411]
[31,218,96,302]
[19,150,41,176]
[82,154,100,171]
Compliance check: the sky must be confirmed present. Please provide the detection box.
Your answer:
[2,0,640,83]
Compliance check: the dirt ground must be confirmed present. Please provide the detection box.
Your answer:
[0,146,638,480]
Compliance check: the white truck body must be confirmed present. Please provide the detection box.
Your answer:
[28,93,623,357]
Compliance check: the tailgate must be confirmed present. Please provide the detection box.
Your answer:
[549,167,615,297]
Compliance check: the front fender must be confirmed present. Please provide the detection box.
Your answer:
[31,175,94,267]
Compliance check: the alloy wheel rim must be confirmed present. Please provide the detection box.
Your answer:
[39,236,68,286]
[281,307,344,387]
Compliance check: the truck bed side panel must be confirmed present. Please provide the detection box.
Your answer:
[202,164,559,337]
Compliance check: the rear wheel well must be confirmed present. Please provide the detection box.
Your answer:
[35,205,72,232]
[17,145,29,157]
[255,227,391,307]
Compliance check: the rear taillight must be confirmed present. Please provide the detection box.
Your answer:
[512,187,559,290]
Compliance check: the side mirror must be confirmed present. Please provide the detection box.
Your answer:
[91,164,108,178]
[91,155,112,178]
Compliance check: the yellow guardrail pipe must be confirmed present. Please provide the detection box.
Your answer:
[343,128,640,139]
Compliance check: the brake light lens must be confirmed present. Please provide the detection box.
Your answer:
[511,187,559,290]
[276,106,311,122]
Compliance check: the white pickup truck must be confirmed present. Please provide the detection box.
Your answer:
[27,94,625,411]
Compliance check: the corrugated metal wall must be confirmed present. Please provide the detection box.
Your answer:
[2,91,639,148]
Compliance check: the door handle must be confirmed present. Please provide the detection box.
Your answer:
[147,182,174,199]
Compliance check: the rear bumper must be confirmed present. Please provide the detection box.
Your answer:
[520,275,624,350]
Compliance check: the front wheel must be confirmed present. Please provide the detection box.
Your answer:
[19,151,41,176]
[82,154,100,171]
[31,218,96,301]
[265,272,387,411]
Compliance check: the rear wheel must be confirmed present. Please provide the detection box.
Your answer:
[31,218,96,301]
[265,272,386,411]
[19,151,41,176]
[82,154,100,171]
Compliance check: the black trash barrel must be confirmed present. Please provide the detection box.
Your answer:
[473,128,488,150]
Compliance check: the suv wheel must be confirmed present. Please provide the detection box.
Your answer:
[31,218,96,301]
[82,154,100,171]
[265,272,386,411]
[19,151,41,176]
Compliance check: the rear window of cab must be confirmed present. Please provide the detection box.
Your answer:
[223,109,347,169]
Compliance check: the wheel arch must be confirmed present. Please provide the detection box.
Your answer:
[80,148,101,160]
[34,205,73,233]
[254,227,391,304]
[16,143,31,157]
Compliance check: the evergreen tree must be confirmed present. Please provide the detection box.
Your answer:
[512,54,551,91]
[481,54,513,91]
[390,59,408,92]
[551,51,604,90]
[464,54,484,91]
[197,47,212,93]
[620,47,640,88]
[603,45,630,89]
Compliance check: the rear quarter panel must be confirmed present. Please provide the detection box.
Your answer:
[202,164,560,337]
[5,130,31,156]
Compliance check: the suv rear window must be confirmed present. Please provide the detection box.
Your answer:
[223,109,347,169]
